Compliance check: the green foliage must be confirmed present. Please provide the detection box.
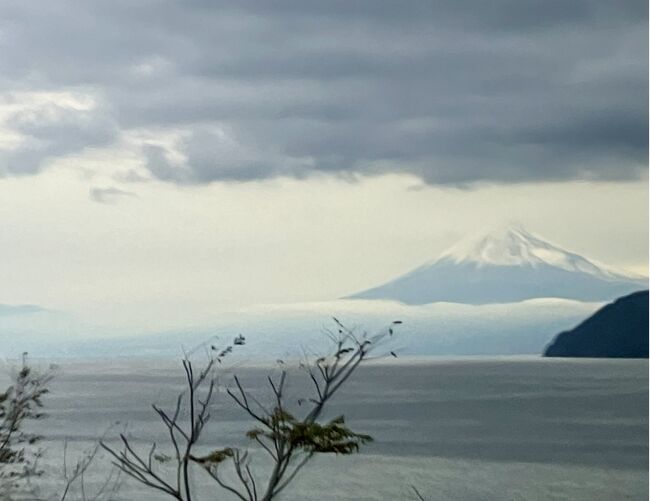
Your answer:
[0,358,53,498]
[153,453,172,464]
[189,448,234,466]
[246,408,373,455]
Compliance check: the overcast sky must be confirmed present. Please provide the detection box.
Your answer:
[0,1,647,329]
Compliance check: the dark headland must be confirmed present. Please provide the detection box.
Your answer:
[544,290,649,358]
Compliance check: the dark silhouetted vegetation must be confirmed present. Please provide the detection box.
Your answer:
[0,355,52,499]
[545,290,649,358]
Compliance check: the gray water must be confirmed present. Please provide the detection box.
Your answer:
[3,357,648,500]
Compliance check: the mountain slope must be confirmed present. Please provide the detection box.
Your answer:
[348,226,647,304]
[544,290,649,358]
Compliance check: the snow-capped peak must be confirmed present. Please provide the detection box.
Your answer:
[437,224,641,280]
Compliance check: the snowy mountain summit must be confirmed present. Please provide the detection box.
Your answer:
[439,225,638,280]
[348,225,647,305]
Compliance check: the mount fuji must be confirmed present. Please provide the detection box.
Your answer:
[2,225,646,358]
[348,226,647,305]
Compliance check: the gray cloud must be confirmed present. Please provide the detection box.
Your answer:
[0,102,118,176]
[0,0,646,184]
[89,186,135,204]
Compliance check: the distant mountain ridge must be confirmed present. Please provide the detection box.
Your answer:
[348,226,647,305]
[544,290,649,358]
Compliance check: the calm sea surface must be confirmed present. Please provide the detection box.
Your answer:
[2,357,647,500]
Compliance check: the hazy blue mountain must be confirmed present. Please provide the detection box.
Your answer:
[544,290,649,358]
[348,226,647,304]
[0,303,45,316]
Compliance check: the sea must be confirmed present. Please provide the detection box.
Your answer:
[2,356,647,500]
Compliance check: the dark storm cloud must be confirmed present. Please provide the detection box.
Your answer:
[0,0,646,184]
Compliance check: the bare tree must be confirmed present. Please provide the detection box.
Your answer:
[0,355,53,499]
[102,320,400,500]
[411,485,427,501]
[57,436,122,501]
[101,355,217,500]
